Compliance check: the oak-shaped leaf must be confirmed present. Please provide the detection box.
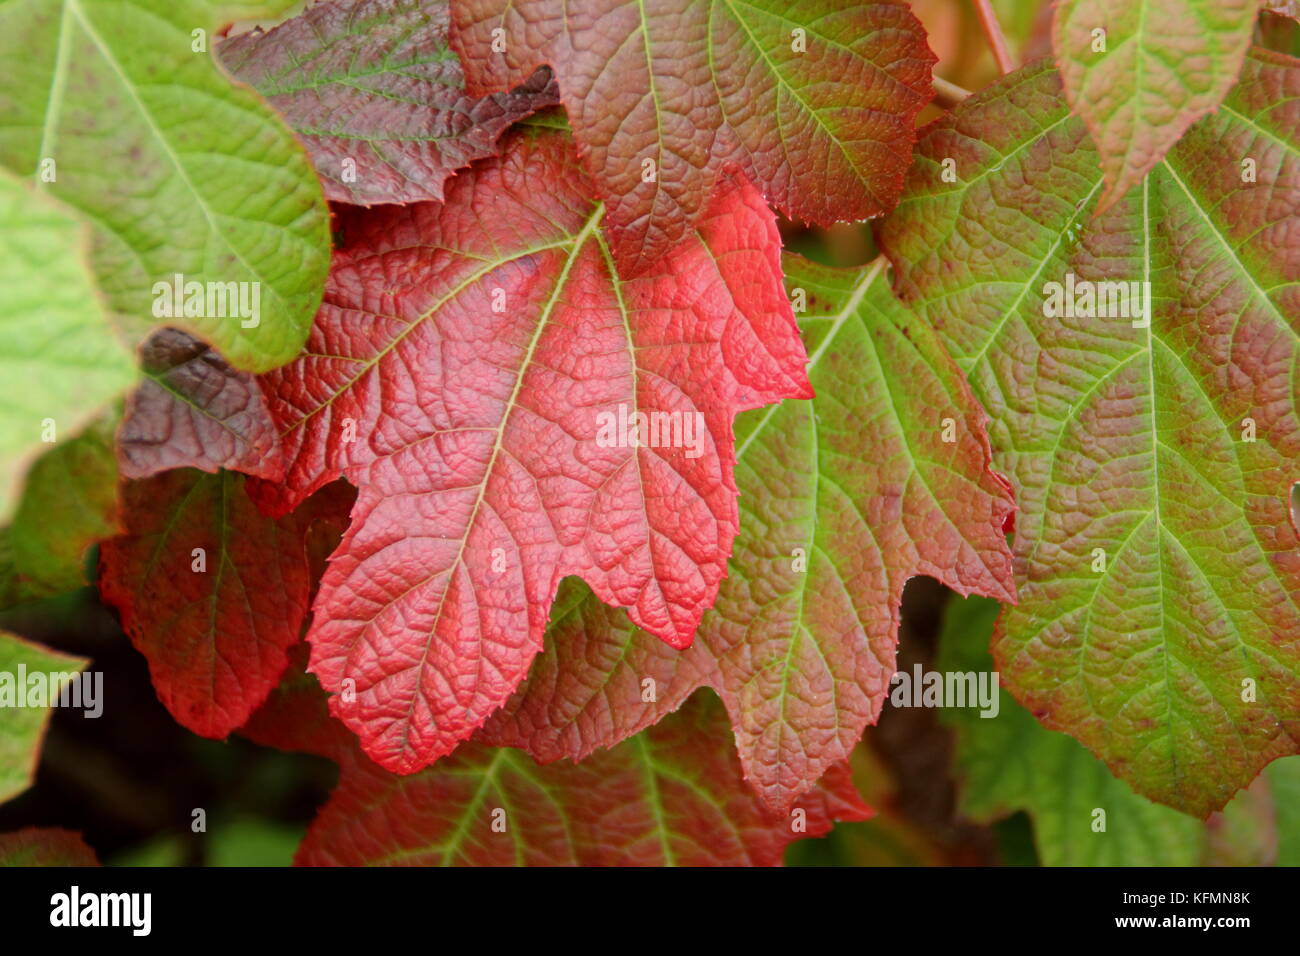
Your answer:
[1053,0,1261,211]
[219,0,560,205]
[449,0,935,273]
[118,328,282,481]
[98,471,354,738]
[254,128,811,774]
[241,665,870,866]
[478,255,1017,812]
[0,631,88,804]
[878,51,1300,816]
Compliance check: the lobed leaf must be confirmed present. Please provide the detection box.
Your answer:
[479,254,1017,811]
[449,0,935,273]
[878,52,1300,816]
[254,128,811,775]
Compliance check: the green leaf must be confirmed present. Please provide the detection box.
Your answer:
[207,819,304,867]
[0,169,134,522]
[940,595,1300,865]
[1053,0,1260,210]
[938,595,1203,865]
[9,414,120,597]
[0,630,88,804]
[1268,755,1300,865]
[879,51,1300,816]
[0,532,32,609]
[0,0,331,373]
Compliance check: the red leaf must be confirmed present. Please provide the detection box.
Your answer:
[241,658,870,865]
[255,128,811,774]
[99,472,354,738]
[292,690,869,866]
[449,0,935,273]
[219,0,559,206]
[239,643,357,761]
[118,328,283,481]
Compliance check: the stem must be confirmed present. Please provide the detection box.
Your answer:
[972,0,1015,75]
[932,76,973,109]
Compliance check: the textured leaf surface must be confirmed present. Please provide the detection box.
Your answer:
[0,170,134,522]
[256,128,810,774]
[0,0,330,372]
[10,416,120,597]
[283,687,870,866]
[479,254,1016,811]
[220,0,559,205]
[0,828,98,866]
[98,471,353,738]
[118,328,282,480]
[449,0,935,272]
[0,631,88,804]
[878,52,1300,815]
[1053,0,1260,211]
[940,595,1300,866]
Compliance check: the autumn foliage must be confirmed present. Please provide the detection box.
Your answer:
[1,0,1298,867]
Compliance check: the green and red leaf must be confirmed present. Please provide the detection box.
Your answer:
[1053,0,1261,210]
[879,51,1300,816]
[243,661,870,866]
[479,254,1017,811]
[0,828,99,866]
[254,127,811,775]
[220,0,560,206]
[449,0,936,272]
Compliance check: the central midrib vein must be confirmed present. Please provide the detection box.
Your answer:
[385,206,607,756]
